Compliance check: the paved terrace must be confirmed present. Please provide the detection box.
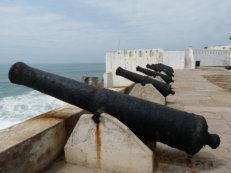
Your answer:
[46,67,231,173]
[157,67,231,173]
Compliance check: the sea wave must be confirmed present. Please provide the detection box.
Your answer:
[0,91,66,130]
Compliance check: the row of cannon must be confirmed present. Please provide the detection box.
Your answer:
[8,62,220,155]
[116,63,175,97]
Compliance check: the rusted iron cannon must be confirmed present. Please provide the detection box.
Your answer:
[153,63,174,73]
[116,67,174,97]
[147,64,174,77]
[136,66,174,84]
[9,62,220,155]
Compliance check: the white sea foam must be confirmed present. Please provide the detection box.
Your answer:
[0,91,66,130]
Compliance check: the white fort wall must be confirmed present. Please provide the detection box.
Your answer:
[162,50,185,69]
[104,48,186,88]
[104,49,162,88]
[193,49,231,66]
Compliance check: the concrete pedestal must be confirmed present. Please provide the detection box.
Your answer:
[129,84,165,105]
[64,113,153,173]
[155,76,165,83]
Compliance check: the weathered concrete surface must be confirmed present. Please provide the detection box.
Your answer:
[108,86,126,93]
[0,105,86,173]
[154,67,231,173]
[129,83,165,105]
[65,113,153,173]
[45,156,112,173]
[109,83,135,94]
[155,76,165,83]
[203,74,231,91]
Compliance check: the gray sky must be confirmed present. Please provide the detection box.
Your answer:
[0,0,230,64]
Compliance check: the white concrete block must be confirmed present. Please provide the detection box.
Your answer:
[129,84,165,105]
[103,72,113,88]
[64,113,153,173]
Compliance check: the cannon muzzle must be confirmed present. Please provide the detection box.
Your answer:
[9,62,220,155]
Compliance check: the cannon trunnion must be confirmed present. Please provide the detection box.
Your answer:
[9,62,220,155]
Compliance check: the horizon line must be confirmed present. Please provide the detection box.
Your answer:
[0,62,105,65]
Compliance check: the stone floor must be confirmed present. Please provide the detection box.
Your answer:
[46,67,231,173]
[157,67,231,173]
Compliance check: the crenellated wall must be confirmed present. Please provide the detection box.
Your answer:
[193,49,231,66]
[205,45,231,50]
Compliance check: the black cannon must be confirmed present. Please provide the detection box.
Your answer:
[136,66,174,84]
[9,62,220,155]
[147,64,174,77]
[116,67,174,97]
[153,63,174,73]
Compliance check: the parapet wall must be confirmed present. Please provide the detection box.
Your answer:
[193,49,231,66]
[0,105,86,173]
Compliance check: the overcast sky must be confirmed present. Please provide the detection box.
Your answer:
[0,0,230,64]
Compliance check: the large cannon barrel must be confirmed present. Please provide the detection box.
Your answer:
[116,67,175,97]
[147,64,174,77]
[136,66,174,84]
[154,63,174,73]
[9,62,220,155]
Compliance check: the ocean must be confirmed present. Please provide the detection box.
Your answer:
[0,63,105,130]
